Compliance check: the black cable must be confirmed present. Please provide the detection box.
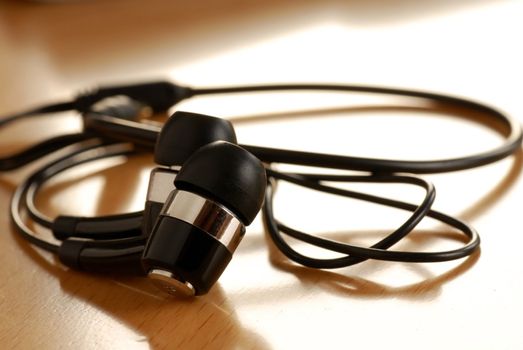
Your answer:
[10,138,102,253]
[0,83,169,172]
[23,143,140,229]
[13,154,481,266]
[0,95,90,172]
[4,81,504,271]
[0,133,93,171]
[5,82,520,174]
[267,169,436,252]
[0,101,76,127]
[10,140,136,253]
[263,170,479,268]
[189,84,522,173]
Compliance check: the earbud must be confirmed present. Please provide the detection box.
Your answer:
[143,111,237,236]
[142,141,266,296]
[56,111,237,276]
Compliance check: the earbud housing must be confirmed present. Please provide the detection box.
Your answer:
[143,111,237,236]
[142,141,266,296]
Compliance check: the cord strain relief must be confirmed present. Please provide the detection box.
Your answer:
[52,216,79,240]
[58,239,86,270]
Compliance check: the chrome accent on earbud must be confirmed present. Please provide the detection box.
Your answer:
[148,268,195,297]
[161,190,245,252]
[146,168,178,203]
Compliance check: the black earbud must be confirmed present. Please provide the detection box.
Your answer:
[143,111,237,236]
[56,111,242,280]
[142,141,266,296]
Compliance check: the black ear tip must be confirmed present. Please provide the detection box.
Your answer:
[175,141,266,225]
[154,111,237,167]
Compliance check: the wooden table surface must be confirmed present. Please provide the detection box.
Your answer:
[1,1,523,349]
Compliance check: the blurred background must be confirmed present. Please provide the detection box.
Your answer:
[1,0,520,106]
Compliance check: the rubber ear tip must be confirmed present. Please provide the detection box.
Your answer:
[154,111,237,167]
[175,141,266,225]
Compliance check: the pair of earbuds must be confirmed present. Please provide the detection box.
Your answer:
[4,80,522,298]
[58,110,266,296]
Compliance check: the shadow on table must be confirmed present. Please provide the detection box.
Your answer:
[33,151,154,218]
[12,232,271,349]
[228,101,522,302]
[259,228,480,301]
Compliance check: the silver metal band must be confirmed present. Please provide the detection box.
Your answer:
[146,168,178,203]
[161,190,245,252]
[148,269,195,297]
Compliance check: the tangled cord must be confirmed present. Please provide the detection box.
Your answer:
[8,138,479,268]
[10,139,140,253]
[2,80,519,271]
[263,170,479,268]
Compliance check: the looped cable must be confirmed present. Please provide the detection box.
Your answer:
[263,169,479,268]
[4,81,512,272]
